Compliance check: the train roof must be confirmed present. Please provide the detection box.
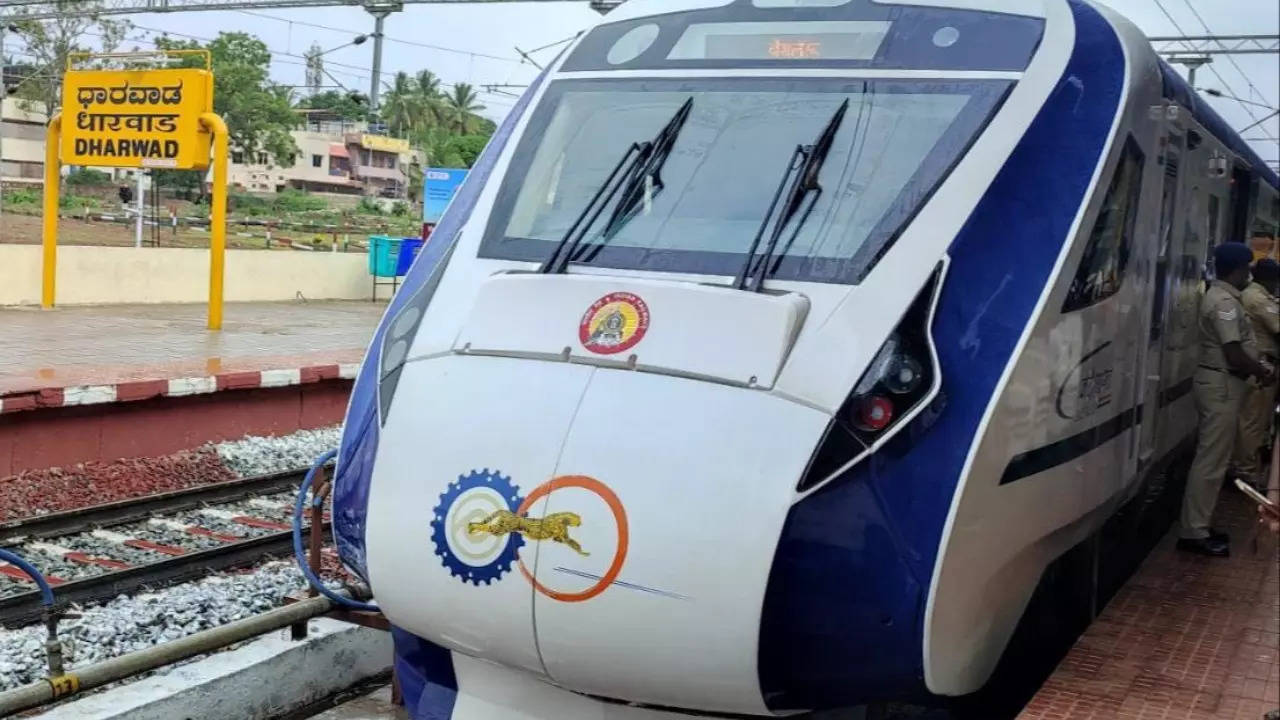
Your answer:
[1157,59,1279,189]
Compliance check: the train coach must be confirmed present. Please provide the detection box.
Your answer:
[331,0,1280,717]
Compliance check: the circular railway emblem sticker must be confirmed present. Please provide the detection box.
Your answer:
[431,469,629,602]
[430,469,525,586]
[578,292,650,355]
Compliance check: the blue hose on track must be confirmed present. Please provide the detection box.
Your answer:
[0,548,55,609]
[294,448,379,612]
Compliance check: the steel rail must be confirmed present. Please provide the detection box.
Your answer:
[0,468,311,546]
[0,523,327,627]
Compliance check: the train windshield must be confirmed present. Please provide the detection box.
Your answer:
[480,77,1009,284]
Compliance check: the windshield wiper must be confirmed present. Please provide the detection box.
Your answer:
[539,97,694,274]
[734,98,849,292]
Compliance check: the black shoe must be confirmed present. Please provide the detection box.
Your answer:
[1209,528,1230,543]
[1176,536,1230,557]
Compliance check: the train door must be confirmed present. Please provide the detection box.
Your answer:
[1137,127,1183,466]
[1228,165,1255,244]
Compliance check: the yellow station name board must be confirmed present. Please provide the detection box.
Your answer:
[61,68,214,170]
[359,133,411,154]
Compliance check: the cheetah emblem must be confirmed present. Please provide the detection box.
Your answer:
[467,510,590,556]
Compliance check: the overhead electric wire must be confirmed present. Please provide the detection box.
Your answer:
[1179,0,1277,110]
[1177,0,1279,147]
[234,8,530,64]
[528,33,579,54]
[1150,0,1278,146]
[104,22,501,96]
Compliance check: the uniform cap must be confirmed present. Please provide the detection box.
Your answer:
[1214,242,1254,276]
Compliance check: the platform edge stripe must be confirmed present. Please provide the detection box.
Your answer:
[300,364,341,383]
[337,362,360,379]
[37,387,65,408]
[115,378,170,403]
[0,394,34,413]
[215,371,264,391]
[167,376,217,397]
[260,368,302,388]
[61,384,118,406]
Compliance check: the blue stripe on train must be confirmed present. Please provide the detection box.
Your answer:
[757,1,1125,709]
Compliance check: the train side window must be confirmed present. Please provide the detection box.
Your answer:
[1062,136,1145,313]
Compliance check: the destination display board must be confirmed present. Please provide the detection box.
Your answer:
[60,68,214,170]
[667,21,889,61]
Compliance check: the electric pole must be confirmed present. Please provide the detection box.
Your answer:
[364,2,402,118]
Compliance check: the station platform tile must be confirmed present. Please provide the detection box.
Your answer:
[0,301,386,413]
[1018,490,1279,720]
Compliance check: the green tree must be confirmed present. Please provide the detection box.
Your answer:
[444,135,489,167]
[405,160,424,203]
[11,3,131,118]
[380,71,419,138]
[153,167,205,201]
[413,128,490,169]
[298,89,367,122]
[156,32,300,166]
[413,70,444,125]
[441,83,485,134]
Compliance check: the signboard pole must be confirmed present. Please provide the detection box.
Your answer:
[200,112,228,331]
[134,172,144,248]
[41,114,62,309]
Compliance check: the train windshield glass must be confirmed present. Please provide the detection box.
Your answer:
[479,78,1010,284]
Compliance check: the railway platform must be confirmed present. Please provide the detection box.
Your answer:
[308,685,408,720]
[1018,490,1280,720]
[0,300,384,474]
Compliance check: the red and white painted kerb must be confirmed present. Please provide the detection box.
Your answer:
[0,363,360,415]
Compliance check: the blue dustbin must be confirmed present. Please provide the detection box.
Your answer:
[395,238,424,277]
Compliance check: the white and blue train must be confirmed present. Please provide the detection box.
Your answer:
[331,0,1280,716]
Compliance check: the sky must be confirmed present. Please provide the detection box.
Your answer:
[11,0,1278,164]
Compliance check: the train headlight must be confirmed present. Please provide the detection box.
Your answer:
[797,263,945,492]
[842,332,931,443]
[884,355,924,395]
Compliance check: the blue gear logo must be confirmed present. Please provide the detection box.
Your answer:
[430,469,525,585]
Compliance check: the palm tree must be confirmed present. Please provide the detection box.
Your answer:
[380,72,418,137]
[442,83,485,134]
[411,70,445,127]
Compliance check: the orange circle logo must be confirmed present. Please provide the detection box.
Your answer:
[516,475,628,603]
[578,292,649,355]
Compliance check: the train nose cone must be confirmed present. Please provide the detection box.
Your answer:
[364,354,828,713]
[365,354,595,678]
[525,368,827,713]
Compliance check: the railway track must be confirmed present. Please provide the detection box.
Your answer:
[0,468,332,627]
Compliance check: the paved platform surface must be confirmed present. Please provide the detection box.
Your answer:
[0,301,385,413]
[309,685,408,720]
[1018,490,1279,720]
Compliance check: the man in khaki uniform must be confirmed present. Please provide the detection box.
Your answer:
[1232,258,1280,486]
[1179,243,1275,557]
